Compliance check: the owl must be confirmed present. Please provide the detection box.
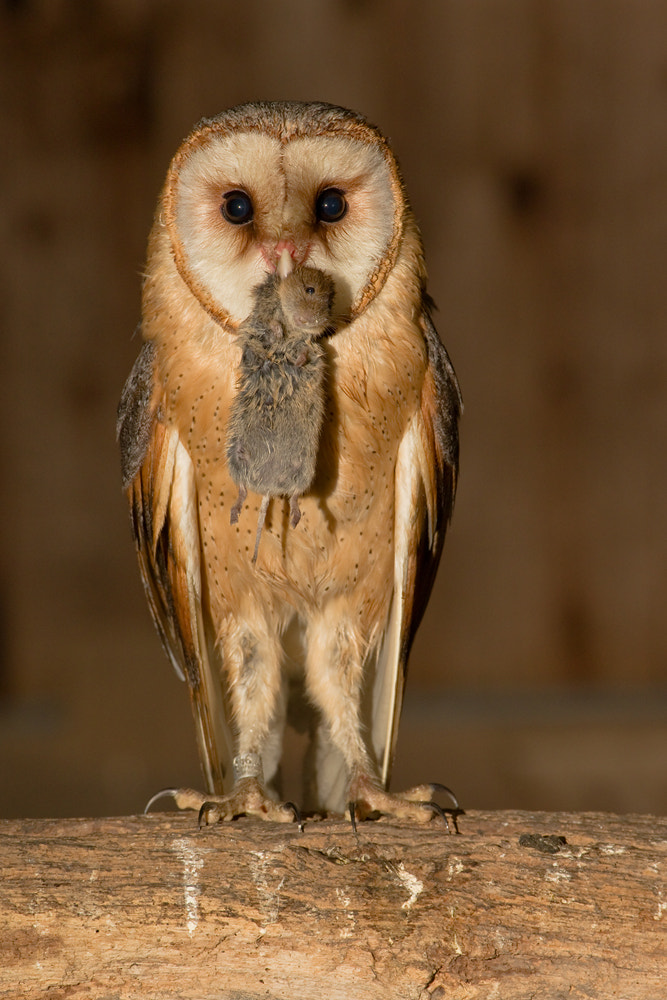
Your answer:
[117,101,461,826]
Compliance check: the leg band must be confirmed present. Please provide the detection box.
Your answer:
[233,752,264,782]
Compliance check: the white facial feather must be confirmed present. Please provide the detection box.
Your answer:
[284,137,396,315]
[172,133,282,322]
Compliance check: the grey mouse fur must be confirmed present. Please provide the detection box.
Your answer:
[226,266,335,562]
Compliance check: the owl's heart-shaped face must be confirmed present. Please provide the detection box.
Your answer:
[162,104,405,327]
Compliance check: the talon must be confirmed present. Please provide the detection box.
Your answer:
[144,788,179,814]
[428,782,460,810]
[198,801,221,828]
[448,809,464,835]
[348,801,358,835]
[428,801,453,833]
[284,801,305,832]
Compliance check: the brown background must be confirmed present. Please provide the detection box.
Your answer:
[1,0,665,818]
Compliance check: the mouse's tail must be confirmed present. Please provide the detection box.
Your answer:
[252,494,271,564]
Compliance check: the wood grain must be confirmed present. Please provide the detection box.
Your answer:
[2,809,665,998]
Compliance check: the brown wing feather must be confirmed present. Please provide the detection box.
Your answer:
[118,344,232,795]
[407,303,461,642]
[371,302,461,786]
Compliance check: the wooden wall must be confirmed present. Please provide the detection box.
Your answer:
[1,1,666,817]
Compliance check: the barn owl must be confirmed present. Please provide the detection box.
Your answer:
[117,101,461,826]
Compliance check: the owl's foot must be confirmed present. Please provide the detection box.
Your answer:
[347,773,461,832]
[145,781,303,829]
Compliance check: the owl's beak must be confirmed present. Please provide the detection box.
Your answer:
[276,248,294,279]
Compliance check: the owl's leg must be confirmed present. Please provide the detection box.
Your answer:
[305,611,456,826]
[166,622,299,826]
[304,615,373,789]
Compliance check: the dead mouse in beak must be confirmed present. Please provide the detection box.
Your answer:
[227,260,335,563]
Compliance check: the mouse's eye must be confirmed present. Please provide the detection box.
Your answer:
[220,190,254,225]
[316,188,347,223]
[305,286,316,295]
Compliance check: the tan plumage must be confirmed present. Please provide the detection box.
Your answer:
[118,101,461,823]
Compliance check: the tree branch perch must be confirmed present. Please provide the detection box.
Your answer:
[2,810,666,998]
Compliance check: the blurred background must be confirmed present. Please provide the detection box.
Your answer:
[1,0,665,819]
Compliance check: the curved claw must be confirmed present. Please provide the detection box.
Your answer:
[428,782,460,810]
[144,788,179,815]
[198,801,219,828]
[427,801,463,834]
[283,801,305,832]
[347,801,358,835]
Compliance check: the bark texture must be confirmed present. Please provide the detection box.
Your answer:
[2,809,666,998]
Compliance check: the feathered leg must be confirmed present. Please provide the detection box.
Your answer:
[304,606,456,825]
[157,618,299,826]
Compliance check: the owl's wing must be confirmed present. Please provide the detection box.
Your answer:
[117,341,232,795]
[371,304,462,788]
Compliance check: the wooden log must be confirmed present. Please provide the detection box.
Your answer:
[1,809,665,998]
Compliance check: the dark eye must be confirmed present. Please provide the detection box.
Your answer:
[316,188,347,223]
[305,285,315,295]
[221,190,253,225]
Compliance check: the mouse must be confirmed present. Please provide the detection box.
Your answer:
[226,264,335,562]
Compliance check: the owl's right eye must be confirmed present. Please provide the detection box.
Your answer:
[220,190,254,225]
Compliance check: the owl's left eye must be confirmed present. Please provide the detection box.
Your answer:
[221,190,254,225]
[316,188,347,223]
